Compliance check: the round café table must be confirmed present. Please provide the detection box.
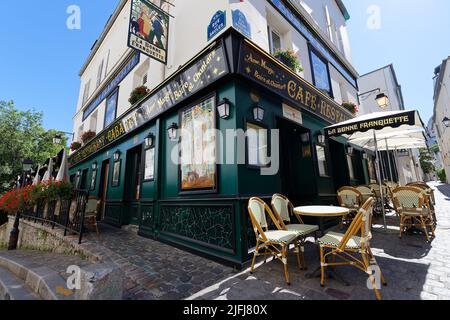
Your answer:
[294,205,351,286]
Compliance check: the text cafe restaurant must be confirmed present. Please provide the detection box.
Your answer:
[69,29,374,267]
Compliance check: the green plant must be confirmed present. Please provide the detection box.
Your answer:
[341,101,359,114]
[419,149,435,174]
[70,141,82,151]
[129,86,150,105]
[438,168,447,183]
[274,49,304,73]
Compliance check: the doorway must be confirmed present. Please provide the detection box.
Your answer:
[98,159,110,221]
[124,145,143,226]
[329,139,348,190]
[277,118,317,205]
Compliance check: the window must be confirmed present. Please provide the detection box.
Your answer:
[268,26,282,54]
[80,169,89,190]
[143,147,155,181]
[96,60,104,88]
[316,145,329,177]
[90,169,97,191]
[247,122,269,167]
[82,80,91,105]
[310,49,332,97]
[142,74,148,85]
[180,96,217,192]
[104,88,118,128]
[89,111,98,133]
[112,160,121,187]
[347,155,355,180]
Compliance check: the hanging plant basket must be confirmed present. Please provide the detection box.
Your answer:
[341,101,359,114]
[129,86,150,105]
[81,130,96,144]
[70,141,82,151]
[274,49,304,73]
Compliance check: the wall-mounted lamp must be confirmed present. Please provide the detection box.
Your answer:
[167,123,179,141]
[92,162,98,171]
[144,132,155,149]
[443,117,450,128]
[53,134,62,145]
[252,104,265,122]
[362,152,368,160]
[375,93,389,110]
[300,133,310,144]
[317,134,326,145]
[76,170,81,177]
[217,98,231,119]
[113,150,121,162]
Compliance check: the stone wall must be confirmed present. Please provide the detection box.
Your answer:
[0,218,94,261]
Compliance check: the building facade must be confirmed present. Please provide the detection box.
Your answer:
[357,64,424,185]
[69,0,372,266]
[432,57,450,182]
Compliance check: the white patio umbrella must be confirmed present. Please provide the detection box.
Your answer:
[32,165,41,185]
[325,110,426,231]
[55,149,69,182]
[42,158,54,182]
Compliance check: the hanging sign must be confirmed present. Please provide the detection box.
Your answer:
[128,0,170,64]
[208,11,226,41]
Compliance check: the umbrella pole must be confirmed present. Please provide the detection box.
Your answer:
[385,138,394,182]
[374,131,388,230]
[394,147,401,185]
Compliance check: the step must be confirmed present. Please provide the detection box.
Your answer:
[0,266,41,300]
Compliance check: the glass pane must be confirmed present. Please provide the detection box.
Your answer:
[144,148,155,180]
[104,90,118,128]
[311,51,331,95]
[247,123,268,166]
[316,145,328,176]
[271,30,281,53]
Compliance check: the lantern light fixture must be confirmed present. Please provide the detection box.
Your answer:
[167,123,179,141]
[53,134,62,145]
[217,98,231,119]
[145,132,155,149]
[375,93,389,110]
[300,133,310,144]
[346,146,354,155]
[92,162,98,171]
[22,158,33,172]
[252,104,265,122]
[113,150,121,162]
[317,134,326,145]
[362,152,368,160]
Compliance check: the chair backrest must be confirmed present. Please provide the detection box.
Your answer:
[248,197,283,241]
[369,183,388,198]
[392,187,424,211]
[85,198,100,215]
[337,187,362,208]
[338,197,375,251]
[271,194,294,224]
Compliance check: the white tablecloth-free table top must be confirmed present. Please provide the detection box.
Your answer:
[294,206,350,217]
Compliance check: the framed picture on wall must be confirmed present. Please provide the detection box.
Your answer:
[179,95,217,193]
[144,147,155,181]
[112,160,121,187]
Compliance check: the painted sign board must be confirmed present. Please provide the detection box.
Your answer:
[208,10,226,41]
[232,9,251,39]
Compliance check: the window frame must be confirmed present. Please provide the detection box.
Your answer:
[142,145,156,182]
[103,87,119,129]
[268,25,283,54]
[346,154,356,180]
[178,93,218,195]
[315,142,331,178]
[111,159,122,188]
[308,44,334,99]
[245,120,271,170]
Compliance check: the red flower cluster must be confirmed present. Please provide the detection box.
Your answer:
[0,185,36,214]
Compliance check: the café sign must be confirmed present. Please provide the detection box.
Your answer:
[70,43,229,166]
[238,41,353,125]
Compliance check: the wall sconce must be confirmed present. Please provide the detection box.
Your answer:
[300,133,310,144]
[76,170,81,177]
[217,98,230,119]
[144,132,155,149]
[346,146,354,155]
[443,117,450,128]
[317,134,326,145]
[92,162,98,171]
[113,150,121,162]
[167,123,179,141]
[362,152,368,160]
[252,104,265,122]
[375,93,389,110]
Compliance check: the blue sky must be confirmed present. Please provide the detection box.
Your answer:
[0,0,449,134]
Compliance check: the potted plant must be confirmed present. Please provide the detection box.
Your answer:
[70,141,82,151]
[129,86,150,105]
[274,49,304,73]
[81,130,96,145]
[341,101,359,114]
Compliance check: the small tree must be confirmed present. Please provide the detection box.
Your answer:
[419,149,435,175]
[437,168,447,183]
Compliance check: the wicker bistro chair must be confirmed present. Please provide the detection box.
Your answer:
[407,183,437,226]
[356,185,375,203]
[248,197,302,285]
[392,187,435,242]
[369,183,390,213]
[317,198,387,300]
[271,194,319,269]
[337,187,362,229]
[84,197,101,235]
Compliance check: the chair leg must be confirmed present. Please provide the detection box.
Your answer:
[420,217,430,242]
[320,246,325,287]
[250,241,259,274]
[282,245,290,285]
[294,242,302,270]
[399,215,404,239]
[300,240,307,270]
[368,248,386,286]
[362,253,382,300]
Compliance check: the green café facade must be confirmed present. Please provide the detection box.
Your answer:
[69,30,374,267]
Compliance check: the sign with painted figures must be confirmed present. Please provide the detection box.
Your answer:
[128,0,169,64]
[207,11,226,41]
[238,41,353,125]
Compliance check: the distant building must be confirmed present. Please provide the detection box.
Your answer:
[432,57,450,182]
[426,117,443,172]
[357,64,424,184]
